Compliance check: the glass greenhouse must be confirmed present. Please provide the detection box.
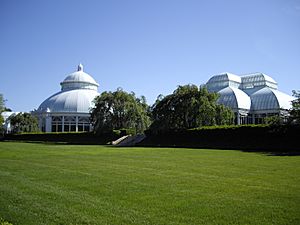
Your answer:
[206,72,294,124]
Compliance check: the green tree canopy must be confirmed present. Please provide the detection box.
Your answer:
[0,115,3,133]
[150,85,234,131]
[0,94,5,133]
[0,94,4,113]
[290,90,300,124]
[0,94,12,113]
[9,113,39,133]
[90,88,151,134]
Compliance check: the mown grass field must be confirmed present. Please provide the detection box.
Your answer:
[0,142,299,225]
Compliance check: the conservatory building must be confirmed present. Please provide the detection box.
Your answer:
[37,64,99,132]
[206,72,294,124]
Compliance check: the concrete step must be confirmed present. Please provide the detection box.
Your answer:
[114,134,146,147]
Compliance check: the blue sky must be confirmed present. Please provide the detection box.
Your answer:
[1,0,300,112]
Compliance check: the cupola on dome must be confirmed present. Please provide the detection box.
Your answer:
[60,64,99,91]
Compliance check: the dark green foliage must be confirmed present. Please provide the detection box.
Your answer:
[0,94,5,134]
[290,90,300,124]
[150,85,234,132]
[9,113,39,133]
[142,124,300,153]
[0,94,11,113]
[264,115,284,126]
[4,131,121,144]
[215,104,235,125]
[0,94,4,113]
[0,116,3,134]
[90,88,151,134]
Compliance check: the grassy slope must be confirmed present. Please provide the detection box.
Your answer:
[0,142,299,225]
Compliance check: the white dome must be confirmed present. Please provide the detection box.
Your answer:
[38,64,99,113]
[60,64,99,91]
[217,86,251,110]
[250,87,294,111]
[38,89,99,113]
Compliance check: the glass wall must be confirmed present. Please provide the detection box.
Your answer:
[64,116,77,132]
[52,116,62,132]
[51,115,91,132]
[78,117,90,132]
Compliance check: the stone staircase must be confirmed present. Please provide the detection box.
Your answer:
[112,134,146,147]
[111,135,130,145]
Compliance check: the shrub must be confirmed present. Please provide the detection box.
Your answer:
[141,124,300,152]
[3,131,121,145]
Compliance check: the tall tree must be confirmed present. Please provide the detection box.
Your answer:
[9,113,39,133]
[290,90,300,124]
[90,88,151,134]
[0,94,5,133]
[0,114,3,134]
[150,85,234,131]
[0,94,4,113]
[0,94,11,112]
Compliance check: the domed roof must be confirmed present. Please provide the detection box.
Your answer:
[206,72,241,92]
[38,64,99,114]
[217,86,251,110]
[60,64,99,91]
[241,72,278,90]
[208,72,241,83]
[250,87,294,111]
[38,89,99,113]
[241,72,277,84]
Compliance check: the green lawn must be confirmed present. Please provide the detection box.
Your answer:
[0,142,299,225]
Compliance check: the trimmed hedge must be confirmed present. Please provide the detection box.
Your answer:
[3,125,300,153]
[3,132,121,145]
[140,125,300,153]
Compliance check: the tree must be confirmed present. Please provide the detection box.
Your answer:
[215,104,235,125]
[90,88,151,134]
[0,94,12,112]
[289,90,300,124]
[264,115,283,126]
[0,94,5,133]
[0,114,3,134]
[9,113,39,133]
[150,85,234,131]
[0,94,4,113]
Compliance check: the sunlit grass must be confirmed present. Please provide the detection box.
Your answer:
[0,142,299,225]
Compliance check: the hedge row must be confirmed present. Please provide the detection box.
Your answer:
[140,125,300,153]
[3,131,121,145]
[2,125,300,153]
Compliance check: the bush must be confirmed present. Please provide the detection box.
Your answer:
[119,128,137,136]
[141,124,300,152]
[3,131,121,145]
